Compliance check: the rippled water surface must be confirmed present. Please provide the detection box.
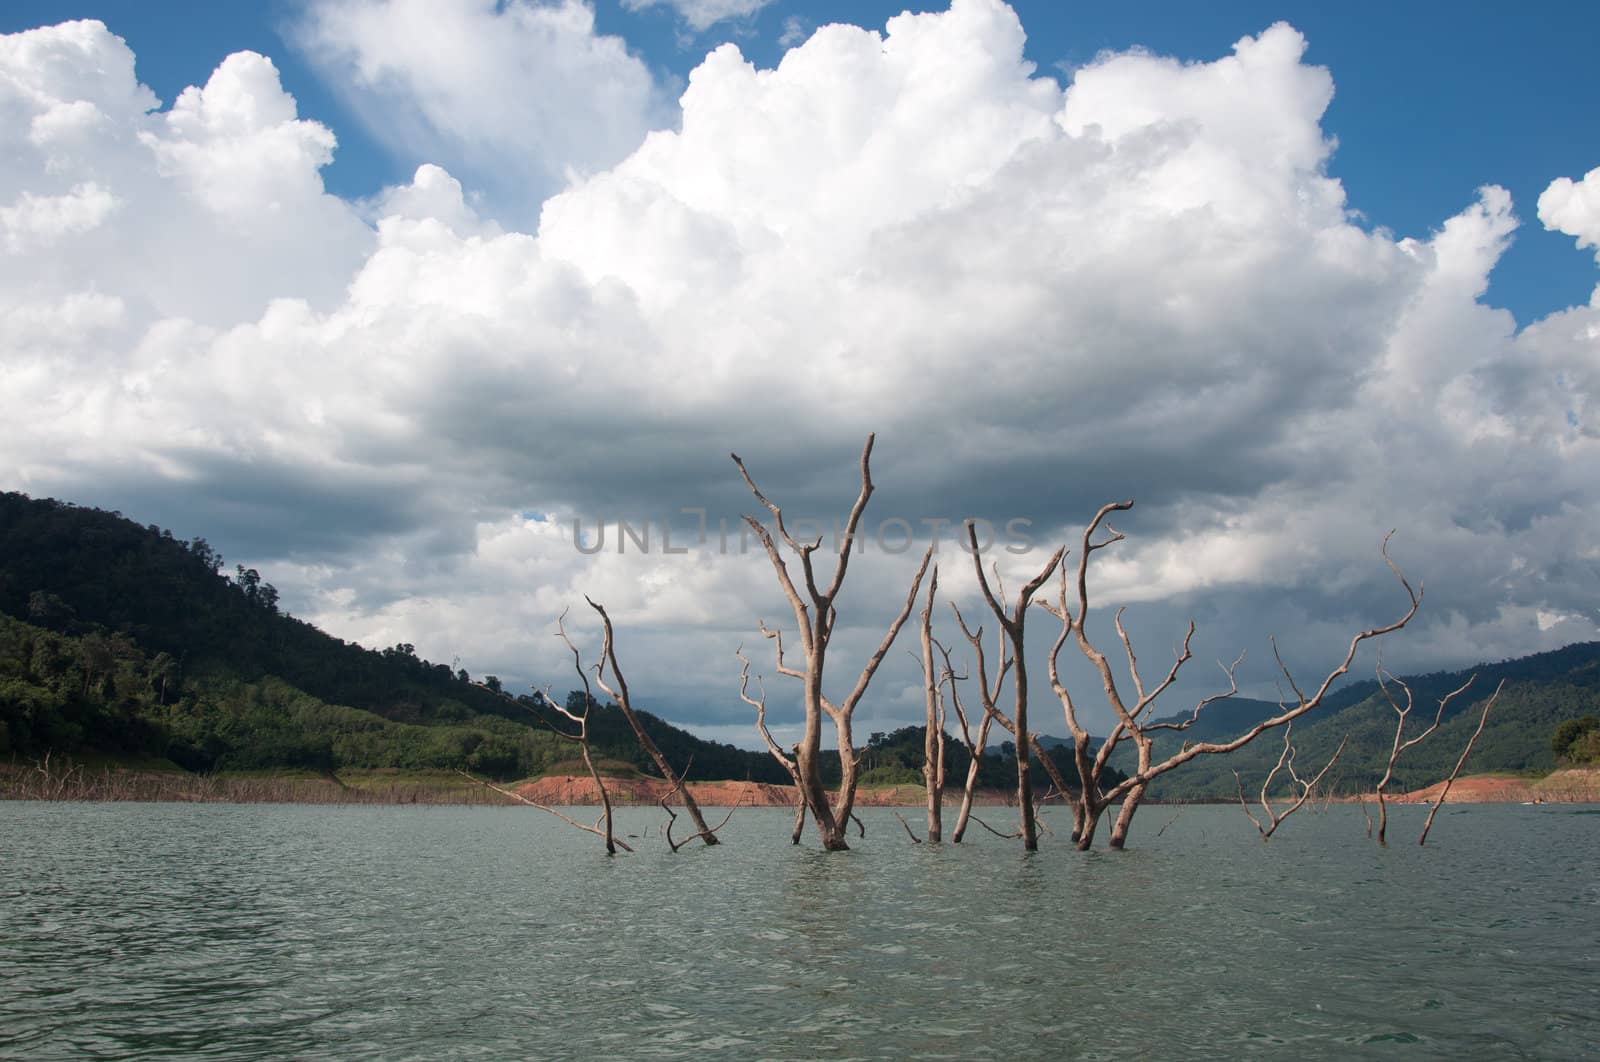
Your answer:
[3,801,1598,1059]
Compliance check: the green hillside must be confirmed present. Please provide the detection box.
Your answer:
[0,492,786,784]
[1129,642,1600,800]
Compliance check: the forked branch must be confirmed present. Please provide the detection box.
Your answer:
[588,597,720,846]
[738,644,807,844]
[1372,666,1475,845]
[1232,724,1348,840]
[1419,679,1504,846]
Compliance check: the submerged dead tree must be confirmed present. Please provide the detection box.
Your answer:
[1233,724,1348,840]
[946,601,1085,843]
[733,434,933,850]
[586,597,720,847]
[464,610,628,853]
[1419,679,1502,845]
[962,524,1067,851]
[1371,669,1502,846]
[918,569,947,841]
[1037,506,1422,850]
[931,627,1001,843]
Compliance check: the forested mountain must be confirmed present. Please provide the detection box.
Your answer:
[0,492,786,783]
[1128,642,1600,799]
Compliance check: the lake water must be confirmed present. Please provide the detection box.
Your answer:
[2,801,1597,1059]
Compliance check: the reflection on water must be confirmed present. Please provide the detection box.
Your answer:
[2,801,1597,1059]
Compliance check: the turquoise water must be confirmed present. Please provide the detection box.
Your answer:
[3,802,1596,1059]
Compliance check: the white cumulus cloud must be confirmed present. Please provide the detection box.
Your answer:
[295,0,672,225]
[0,181,118,251]
[1540,165,1600,305]
[2,1,1598,737]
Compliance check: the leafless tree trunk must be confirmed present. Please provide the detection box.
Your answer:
[946,603,1085,842]
[932,633,998,843]
[733,435,932,850]
[1232,724,1348,840]
[1035,509,1422,850]
[549,612,624,853]
[1419,679,1502,845]
[586,597,719,846]
[963,523,1067,850]
[462,611,629,852]
[1372,670,1479,845]
[918,569,946,842]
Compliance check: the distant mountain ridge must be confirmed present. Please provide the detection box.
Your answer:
[3,491,1595,798]
[980,648,1600,799]
[1126,641,1600,799]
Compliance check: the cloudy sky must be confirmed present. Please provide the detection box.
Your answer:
[2,0,1598,747]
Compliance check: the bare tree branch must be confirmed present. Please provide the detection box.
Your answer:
[968,813,1023,840]
[1233,724,1348,840]
[919,567,946,842]
[1037,513,1420,850]
[737,644,807,845]
[1419,679,1504,846]
[965,519,1066,850]
[657,755,745,853]
[549,610,621,854]
[757,621,806,679]
[936,630,994,843]
[1372,668,1475,845]
[456,771,633,853]
[587,597,721,846]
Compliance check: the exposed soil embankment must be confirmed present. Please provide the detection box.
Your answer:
[1397,768,1600,804]
[514,775,1015,807]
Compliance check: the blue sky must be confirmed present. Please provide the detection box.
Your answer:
[3,1,1598,741]
[4,1,1597,324]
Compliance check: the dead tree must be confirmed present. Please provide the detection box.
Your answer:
[1371,669,1495,845]
[947,601,1085,842]
[1232,724,1348,840]
[548,612,623,853]
[737,645,808,844]
[585,597,719,846]
[460,770,633,853]
[657,757,742,852]
[918,568,947,841]
[963,522,1067,850]
[1419,680,1503,845]
[733,434,933,851]
[1037,506,1422,850]
[460,611,627,853]
[930,633,997,843]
